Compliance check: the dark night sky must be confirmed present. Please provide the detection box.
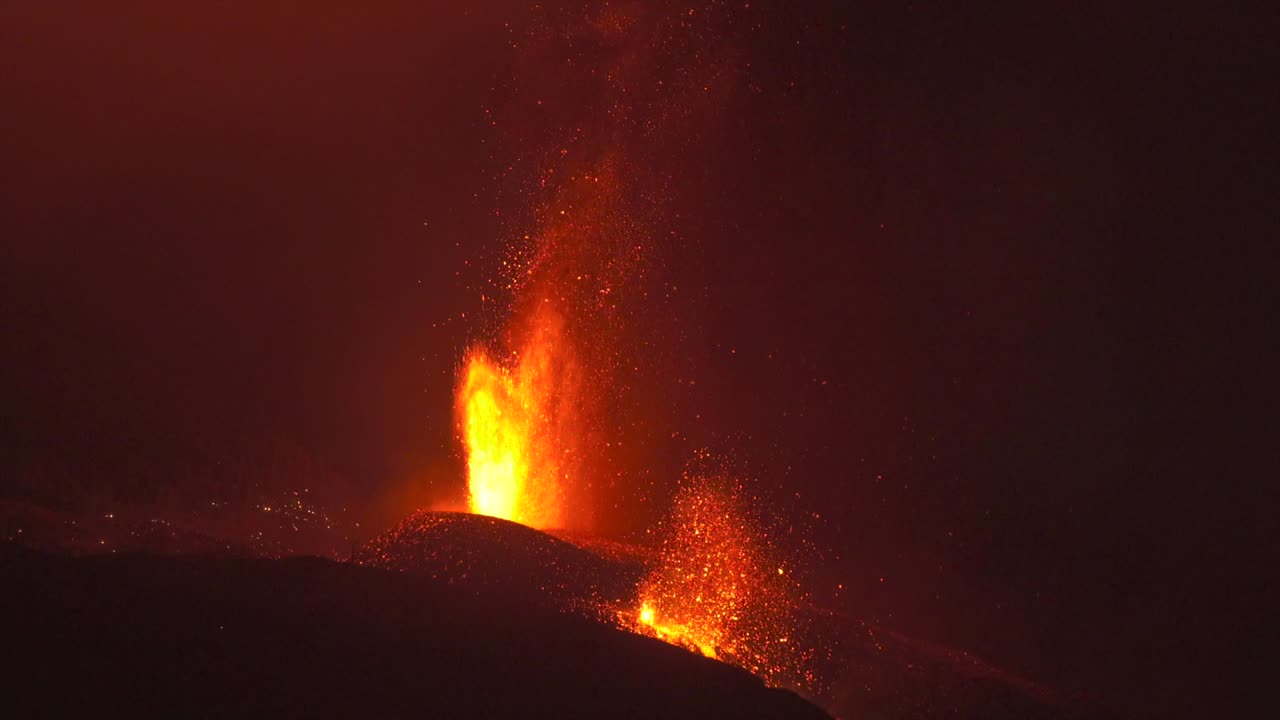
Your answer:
[1,2,1271,717]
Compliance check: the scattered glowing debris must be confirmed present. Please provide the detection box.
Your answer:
[624,474,812,690]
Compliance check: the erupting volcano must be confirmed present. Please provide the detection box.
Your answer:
[445,2,819,695]
[6,0,1229,717]
[452,191,818,692]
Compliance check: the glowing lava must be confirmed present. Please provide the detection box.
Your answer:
[454,157,638,532]
[457,302,583,530]
[458,352,539,525]
[629,475,811,688]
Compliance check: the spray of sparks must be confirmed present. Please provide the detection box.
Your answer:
[626,473,814,689]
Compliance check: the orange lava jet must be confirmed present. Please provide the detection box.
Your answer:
[628,474,812,689]
[457,302,583,530]
[454,155,638,532]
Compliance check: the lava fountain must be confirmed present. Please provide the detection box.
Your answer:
[453,148,646,532]
[457,300,584,530]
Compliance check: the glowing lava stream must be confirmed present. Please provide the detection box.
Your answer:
[637,601,718,658]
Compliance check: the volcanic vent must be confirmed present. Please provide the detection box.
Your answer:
[357,510,644,608]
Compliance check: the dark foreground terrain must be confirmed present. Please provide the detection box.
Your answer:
[1,508,1089,718]
[358,512,1080,720]
[0,542,827,719]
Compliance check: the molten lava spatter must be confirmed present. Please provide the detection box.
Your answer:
[629,475,813,689]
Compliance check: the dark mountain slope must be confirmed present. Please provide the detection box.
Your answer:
[0,543,827,719]
[357,511,645,608]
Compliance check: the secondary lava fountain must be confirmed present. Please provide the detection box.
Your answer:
[628,473,814,690]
